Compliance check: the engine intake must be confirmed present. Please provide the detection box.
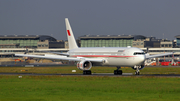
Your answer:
[77,60,92,70]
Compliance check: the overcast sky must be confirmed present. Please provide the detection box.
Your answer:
[0,0,180,40]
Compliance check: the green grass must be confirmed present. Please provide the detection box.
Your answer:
[0,75,180,101]
[0,66,180,74]
[0,66,180,100]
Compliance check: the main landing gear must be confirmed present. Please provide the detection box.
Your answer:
[83,70,92,75]
[114,66,123,75]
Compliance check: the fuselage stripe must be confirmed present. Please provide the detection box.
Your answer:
[71,55,136,57]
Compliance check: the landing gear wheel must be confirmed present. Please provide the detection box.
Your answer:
[83,70,92,75]
[134,65,140,75]
[114,70,123,75]
[135,71,140,75]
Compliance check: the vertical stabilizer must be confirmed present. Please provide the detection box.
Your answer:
[65,18,78,50]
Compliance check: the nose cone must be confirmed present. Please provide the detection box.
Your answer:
[133,55,145,66]
[139,55,146,65]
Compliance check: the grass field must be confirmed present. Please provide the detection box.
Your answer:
[0,66,180,101]
[0,75,180,101]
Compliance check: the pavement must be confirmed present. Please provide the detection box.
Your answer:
[0,72,180,77]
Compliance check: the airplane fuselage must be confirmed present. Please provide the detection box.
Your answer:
[68,47,145,67]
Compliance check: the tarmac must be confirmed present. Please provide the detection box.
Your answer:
[0,65,180,77]
[0,72,180,77]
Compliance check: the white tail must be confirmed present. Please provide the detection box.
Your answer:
[65,18,78,50]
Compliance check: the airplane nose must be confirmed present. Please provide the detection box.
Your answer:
[141,55,146,63]
[137,55,145,65]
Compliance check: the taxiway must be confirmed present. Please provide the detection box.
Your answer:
[0,72,180,77]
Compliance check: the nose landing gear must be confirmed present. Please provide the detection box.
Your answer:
[134,65,140,75]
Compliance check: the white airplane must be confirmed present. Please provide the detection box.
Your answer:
[15,18,174,75]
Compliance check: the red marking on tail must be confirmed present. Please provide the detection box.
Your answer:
[67,30,71,36]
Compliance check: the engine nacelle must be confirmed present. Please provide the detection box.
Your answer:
[131,64,145,70]
[77,60,92,70]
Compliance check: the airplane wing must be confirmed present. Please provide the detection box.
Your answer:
[145,52,174,59]
[15,54,103,62]
[40,51,69,56]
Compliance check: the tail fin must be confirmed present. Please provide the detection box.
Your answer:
[65,18,78,50]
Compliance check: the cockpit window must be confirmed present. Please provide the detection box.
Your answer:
[134,52,145,55]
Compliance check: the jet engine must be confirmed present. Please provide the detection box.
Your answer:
[131,64,145,70]
[77,60,92,70]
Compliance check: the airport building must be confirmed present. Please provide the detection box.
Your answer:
[0,35,65,49]
[79,35,146,47]
[142,37,173,48]
[0,34,180,59]
[79,35,174,48]
[0,35,67,58]
[175,35,180,47]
